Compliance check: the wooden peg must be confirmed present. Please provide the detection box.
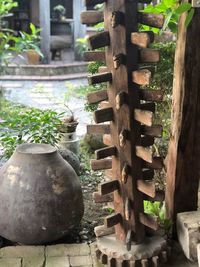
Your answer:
[140,48,161,63]
[105,213,122,228]
[139,89,164,102]
[87,89,108,104]
[111,11,125,28]
[87,124,110,135]
[142,169,154,180]
[122,164,130,183]
[137,180,156,198]
[84,51,106,62]
[99,180,119,195]
[136,146,153,163]
[116,92,127,110]
[152,256,159,267]
[138,13,165,29]
[98,66,109,73]
[143,190,165,202]
[94,225,115,237]
[113,54,126,69]
[141,259,148,267]
[141,125,163,138]
[103,134,113,146]
[85,0,106,7]
[134,109,153,126]
[125,199,131,220]
[132,69,151,85]
[140,102,156,113]
[142,157,163,170]
[108,258,116,267]
[95,146,117,160]
[119,129,129,147]
[131,32,154,48]
[88,72,112,85]
[139,212,159,231]
[81,11,104,25]
[91,158,112,171]
[93,192,114,203]
[88,31,110,50]
[126,230,132,251]
[141,136,154,147]
[94,107,114,123]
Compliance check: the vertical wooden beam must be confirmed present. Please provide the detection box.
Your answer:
[166,8,200,224]
[39,0,50,64]
[104,0,145,243]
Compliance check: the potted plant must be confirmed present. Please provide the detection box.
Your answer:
[58,105,79,155]
[17,23,43,65]
[53,5,66,21]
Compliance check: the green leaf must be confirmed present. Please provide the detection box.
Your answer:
[185,8,195,28]
[175,3,191,15]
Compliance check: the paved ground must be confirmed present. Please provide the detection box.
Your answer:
[0,79,92,137]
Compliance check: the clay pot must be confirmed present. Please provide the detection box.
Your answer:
[0,143,84,245]
[27,50,40,65]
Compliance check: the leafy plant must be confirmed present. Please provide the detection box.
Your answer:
[144,201,172,235]
[0,105,63,158]
[0,0,18,30]
[141,0,194,34]
[53,5,66,16]
[17,23,43,57]
[75,37,88,59]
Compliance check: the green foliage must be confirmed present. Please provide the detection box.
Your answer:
[144,201,172,234]
[53,5,66,15]
[141,0,194,34]
[0,0,18,29]
[17,23,43,57]
[0,99,62,158]
[75,37,88,59]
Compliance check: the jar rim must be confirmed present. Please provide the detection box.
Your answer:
[16,143,57,155]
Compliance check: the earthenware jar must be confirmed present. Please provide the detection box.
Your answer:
[0,143,84,245]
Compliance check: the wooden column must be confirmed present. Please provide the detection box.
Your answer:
[39,0,51,64]
[73,0,86,60]
[165,8,200,221]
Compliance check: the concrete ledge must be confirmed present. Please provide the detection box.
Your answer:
[177,211,200,262]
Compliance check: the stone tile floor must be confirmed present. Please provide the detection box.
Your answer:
[0,242,198,267]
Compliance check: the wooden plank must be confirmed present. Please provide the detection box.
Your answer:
[142,169,154,180]
[152,256,159,267]
[144,190,165,202]
[138,13,165,29]
[142,157,164,170]
[85,0,106,7]
[99,180,119,195]
[84,51,106,62]
[140,102,156,113]
[99,101,111,109]
[126,230,132,251]
[87,124,110,135]
[125,199,131,220]
[105,169,113,179]
[91,159,112,171]
[103,134,113,146]
[141,125,163,138]
[99,66,109,73]
[88,72,112,85]
[81,11,104,25]
[139,213,159,231]
[115,92,127,110]
[132,69,151,85]
[94,225,115,237]
[141,259,148,267]
[94,108,114,124]
[134,109,153,126]
[113,53,126,69]
[139,89,164,102]
[136,146,153,163]
[131,32,154,48]
[137,179,156,198]
[122,164,130,184]
[105,213,122,228]
[88,31,110,50]
[93,192,114,203]
[100,254,108,265]
[87,90,108,104]
[141,136,154,147]
[95,146,117,160]
[140,49,160,63]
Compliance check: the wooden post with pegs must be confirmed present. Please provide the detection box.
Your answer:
[81,0,168,266]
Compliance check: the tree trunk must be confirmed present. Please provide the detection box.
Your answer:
[165,9,200,222]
